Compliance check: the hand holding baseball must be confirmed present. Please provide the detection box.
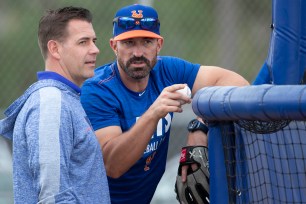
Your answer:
[176,85,192,104]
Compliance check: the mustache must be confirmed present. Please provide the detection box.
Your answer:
[127,56,150,67]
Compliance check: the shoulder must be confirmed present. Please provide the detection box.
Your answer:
[21,86,66,123]
[153,56,201,74]
[157,56,184,64]
[23,85,62,108]
[157,56,190,62]
[81,62,119,99]
[38,86,61,98]
[36,86,79,109]
[85,62,117,85]
[156,56,200,68]
[35,87,72,113]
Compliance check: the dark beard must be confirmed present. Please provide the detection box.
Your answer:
[118,55,157,80]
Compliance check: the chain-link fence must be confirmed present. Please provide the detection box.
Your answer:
[0,0,271,203]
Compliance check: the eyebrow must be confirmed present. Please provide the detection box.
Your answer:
[78,36,97,41]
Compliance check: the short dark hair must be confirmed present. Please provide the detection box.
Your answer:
[38,6,92,59]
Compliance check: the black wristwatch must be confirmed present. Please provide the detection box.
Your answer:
[187,119,209,134]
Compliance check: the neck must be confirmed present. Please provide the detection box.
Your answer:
[45,60,81,87]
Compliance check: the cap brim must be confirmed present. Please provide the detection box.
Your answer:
[113,30,163,41]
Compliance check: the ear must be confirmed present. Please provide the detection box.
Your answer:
[47,40,61,60]
[157,38,164,54]
[109,38,118,55]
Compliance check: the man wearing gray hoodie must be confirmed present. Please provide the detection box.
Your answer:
[0,7,110,203]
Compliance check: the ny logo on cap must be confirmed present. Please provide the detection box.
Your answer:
[131,10,143,18]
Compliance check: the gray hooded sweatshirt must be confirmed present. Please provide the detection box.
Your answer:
[0,72,110,204]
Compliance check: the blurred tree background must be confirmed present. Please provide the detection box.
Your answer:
[0,0,271,109]
[0,0,271,203]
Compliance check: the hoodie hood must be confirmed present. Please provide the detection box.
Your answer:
[0,79,79,140]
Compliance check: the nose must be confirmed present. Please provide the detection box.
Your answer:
[90,42,100,55]
[132,44,144,57]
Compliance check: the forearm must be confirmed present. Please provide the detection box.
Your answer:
[101,83,190,178]
[103,109,160,178]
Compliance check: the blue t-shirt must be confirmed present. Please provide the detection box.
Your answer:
[81,56,200,204]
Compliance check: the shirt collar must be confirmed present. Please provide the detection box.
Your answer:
[37,71,81,94]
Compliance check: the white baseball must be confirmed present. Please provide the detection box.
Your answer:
[176,85,192,98]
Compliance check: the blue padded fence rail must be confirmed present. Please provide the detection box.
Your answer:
[193,84,306,204]
[192,85,306,121]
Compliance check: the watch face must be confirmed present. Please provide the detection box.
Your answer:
[191,120,198,128]
[188,119,199,130]
[188,119,208,134]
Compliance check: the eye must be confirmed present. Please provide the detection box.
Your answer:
[144,39,154,45]
[122,40,134,46]
[79,40,87,45]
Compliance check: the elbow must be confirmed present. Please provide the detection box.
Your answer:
[102,144,129,178]
[105,163,125,179]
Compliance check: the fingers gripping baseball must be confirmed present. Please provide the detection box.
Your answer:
[175,85,192,104]
[149,84,191,118]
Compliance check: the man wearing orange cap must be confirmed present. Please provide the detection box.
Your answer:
[81,4,249,204]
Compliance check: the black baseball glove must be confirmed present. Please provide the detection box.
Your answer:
[175,146,209,204]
